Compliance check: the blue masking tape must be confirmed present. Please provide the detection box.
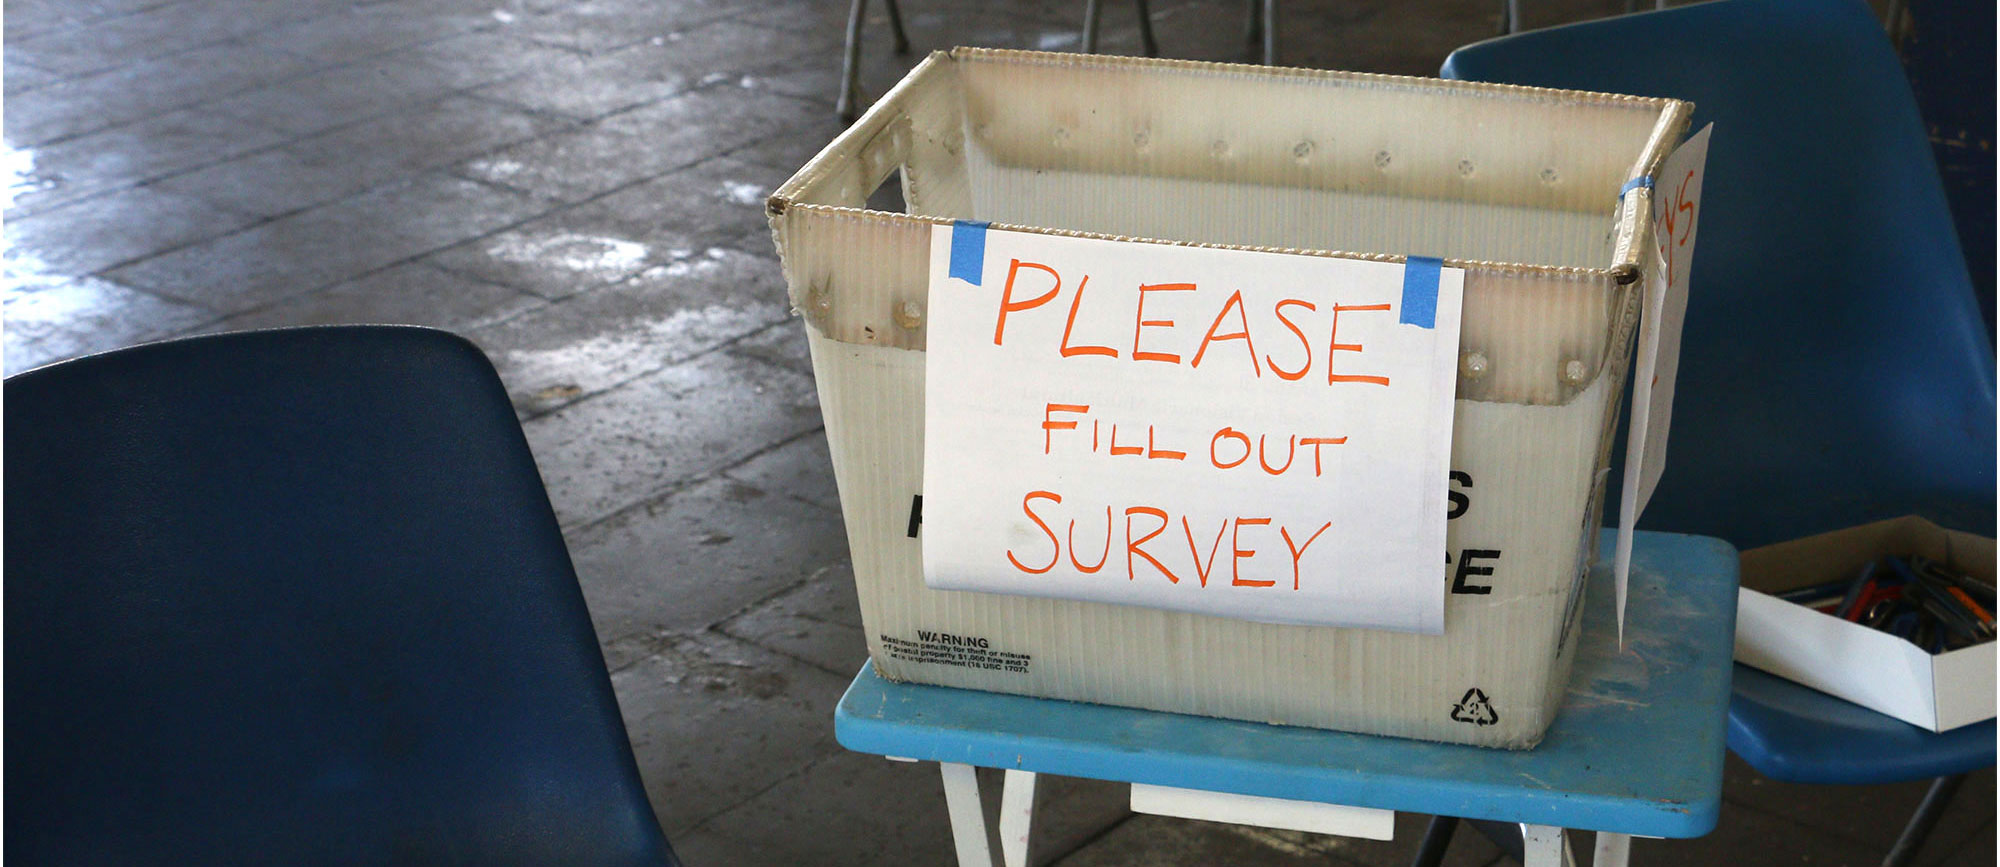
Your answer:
[1619,176,1654,198]
[949,220,991,285]
[1400,256,1442,329]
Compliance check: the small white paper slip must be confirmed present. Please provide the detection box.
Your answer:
[1614,122,1713,643]
[920,224,1464,633]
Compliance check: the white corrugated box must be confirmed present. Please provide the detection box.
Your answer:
[1737,517,1998,733]
[767,48,1692,748]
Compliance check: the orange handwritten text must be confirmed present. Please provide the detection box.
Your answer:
[1006,493,1333,590]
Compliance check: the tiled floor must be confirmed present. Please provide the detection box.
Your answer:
[4,0,1993,863]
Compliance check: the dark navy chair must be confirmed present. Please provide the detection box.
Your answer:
[5,327,680,866]
[1439,1,1995,865]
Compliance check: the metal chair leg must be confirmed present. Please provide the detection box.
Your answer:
[1134,0,1158,57]
[837,0,869,122]
[1884,774,1966,867]
[1082,0,1104,53]
[1260,0,1276,64]
[1411,815,1459,867]
[883,0,910,54]
[1500,0,1519,34]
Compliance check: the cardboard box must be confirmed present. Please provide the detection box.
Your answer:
[770,48,1697,748]
[1737,516,1996,732]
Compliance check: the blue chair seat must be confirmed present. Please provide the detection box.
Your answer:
[5,327,678,866]
[1728,666,1995,785]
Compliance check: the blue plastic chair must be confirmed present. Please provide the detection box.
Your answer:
[1441,0,1995,864]
[5,327,680,866]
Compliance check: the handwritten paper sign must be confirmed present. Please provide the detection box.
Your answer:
[921,225,1464,633]
[1614,122,1712,641]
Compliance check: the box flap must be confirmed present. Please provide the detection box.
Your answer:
[1739,516,1944,594]
[1734,587,1938,730]
[1932,643,1997,731]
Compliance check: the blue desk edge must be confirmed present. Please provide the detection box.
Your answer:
[835,530,1737,838]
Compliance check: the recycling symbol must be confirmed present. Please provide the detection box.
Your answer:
[1450,688,1499,726]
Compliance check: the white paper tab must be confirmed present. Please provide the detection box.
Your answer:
[921,225,1464,633]
[1614,122,1712,642]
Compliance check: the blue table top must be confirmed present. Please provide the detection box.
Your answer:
[835,530,1740,838]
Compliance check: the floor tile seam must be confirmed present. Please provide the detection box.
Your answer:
[554,421,828,539]
[11,22,286,83]
[8,0,404,123]
[462,84,700,127]
[528,72,744,128]
[448,88,601,128]
[2,56,67,95]
[515,31,666,57]
[1714,791,1897,854]
[17,12,517,152]
[138,238,563,335]
[433,107,740,205]
[715,618,862,681]
[8,82,573,225]
[434,87,821,211]
[1912,814,1994,867]
[727,51,857,110]
[63,82,765,276]
[413,146,785,294]
[773,488,844,516]
[508,6,764,62]
[727,594,852,632]
[642,4,767,42]
[14,39,364,150]
[555,469,712,540]
[510,315,796,426]
[403,259,562,328]
[3,0,201,53]
[690,19,873,74]
[255,18,508,73]
[706,544,841,628]
[76,112,592,283]
[79,276,224,319]
[725,596,859,638]
[602,623,720,678]
[714,234,785,264]
[417,257,585,308]
[709,317,817,379]
[478,27,596,60]
[269,73,593,154]
[91,178,575,329]
[75,129,732,320]
[554,69,838,135]
[673,745,851,837]
[144,259,553,339]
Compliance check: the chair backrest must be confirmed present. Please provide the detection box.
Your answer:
[1902,0,1996,338]
[5,327,675,865]
[1442,0,1995,549]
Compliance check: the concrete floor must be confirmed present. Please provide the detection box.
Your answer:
[4,0,1993,863]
